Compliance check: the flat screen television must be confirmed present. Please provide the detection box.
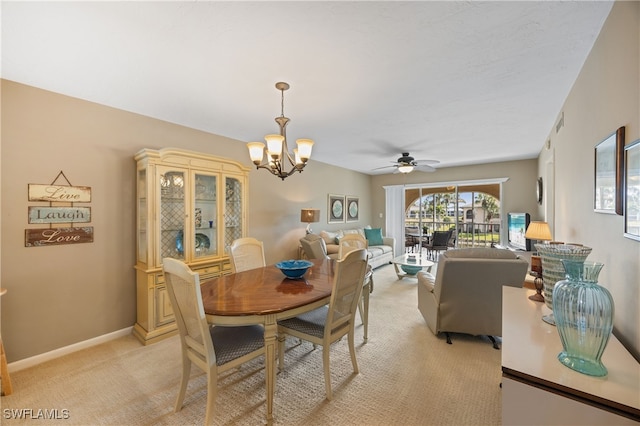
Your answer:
[507,212,531,251]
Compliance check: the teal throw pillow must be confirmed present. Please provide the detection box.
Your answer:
[364,228,384,246]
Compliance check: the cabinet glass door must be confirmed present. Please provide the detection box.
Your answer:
[159,168,186,261]
[193,173,217,259]
[224,176,243,251]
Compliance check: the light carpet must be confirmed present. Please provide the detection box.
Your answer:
[2,264,503,425]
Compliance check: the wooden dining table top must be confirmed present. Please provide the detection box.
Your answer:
[200,258,335,316]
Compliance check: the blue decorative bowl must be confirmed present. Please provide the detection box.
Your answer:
[275,260,313,279]
[401,264,422,275]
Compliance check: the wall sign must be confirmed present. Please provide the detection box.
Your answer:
[25,227,94,247]
[28,207,91,224]
[25,171,94,247]
[28,184,91,202]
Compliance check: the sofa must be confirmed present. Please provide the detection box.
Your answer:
[417,247,528,348]
[301,227,395,269]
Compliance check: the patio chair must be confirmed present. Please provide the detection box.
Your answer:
[422,230,452,260]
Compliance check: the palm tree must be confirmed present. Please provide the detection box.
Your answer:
[475,193,499,221]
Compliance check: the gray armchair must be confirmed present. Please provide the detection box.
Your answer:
[299,234,329,260]
[417,247,528,348]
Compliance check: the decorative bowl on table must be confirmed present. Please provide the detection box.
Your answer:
[401,264,422,275]
[275,260,314,279]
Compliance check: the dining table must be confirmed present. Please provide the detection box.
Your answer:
[199,258,336,424]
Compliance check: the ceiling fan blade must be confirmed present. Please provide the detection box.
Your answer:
[414,165,437,172]
[372,165,398,171]
[414,159,440,165]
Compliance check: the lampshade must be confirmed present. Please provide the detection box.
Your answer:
[300,208,320,223]
[525,221,552,241]
[301,208,320,234]
[398,165,414,174]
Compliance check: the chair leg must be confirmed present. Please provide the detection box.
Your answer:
[0,339,12,396]
[359,282,370,342]
[175,355,191,412]
[323,345,332,400]
[204,367,217,426]
[278,333,286,372]
[488,335,501,350]
[348,330,359,374]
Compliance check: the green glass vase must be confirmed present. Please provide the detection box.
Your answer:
[552,260,613,377]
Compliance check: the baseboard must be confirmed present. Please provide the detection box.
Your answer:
[7,326,133,373]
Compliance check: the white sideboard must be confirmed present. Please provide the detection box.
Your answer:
[502,286,640,425]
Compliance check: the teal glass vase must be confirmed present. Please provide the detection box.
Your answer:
[552,260,613,377]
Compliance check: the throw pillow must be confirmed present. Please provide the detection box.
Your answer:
[319,230,339,245]
[364,228,384,246]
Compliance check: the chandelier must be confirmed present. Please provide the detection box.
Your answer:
[247,82,314,180]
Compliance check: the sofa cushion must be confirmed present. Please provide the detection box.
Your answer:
[326,244,340,255]
[364,228,384,246]
[320,230,340,245]
[367,245,392,258]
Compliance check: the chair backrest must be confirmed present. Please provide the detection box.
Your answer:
[162,258,216,368]
[338,233,368,260]
[326,248,368,338]
[431,230,451,248]
[433,248,528,336]
[447,230,457,248]
[229,237,266,272]
[299,234,329,259]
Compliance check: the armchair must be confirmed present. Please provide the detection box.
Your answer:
[299,234,329,260]
[417,247,528,348]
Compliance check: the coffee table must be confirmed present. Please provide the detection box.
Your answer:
[391,254,434,279]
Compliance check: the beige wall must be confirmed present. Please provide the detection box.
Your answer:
[0,80,372,362]
[537,1,640,358]
[2,0,638,364]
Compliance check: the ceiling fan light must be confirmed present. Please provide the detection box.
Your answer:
[398,165,414,173]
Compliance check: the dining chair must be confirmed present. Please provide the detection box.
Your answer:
[162,258,265,425]
[229,237,266,272]
[277,248,368,400]
[337,233,368,259]
[337,233,374,339]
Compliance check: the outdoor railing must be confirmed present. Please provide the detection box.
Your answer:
[405,220,500,249]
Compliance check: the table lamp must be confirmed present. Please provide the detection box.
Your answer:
[300,208,320,234]
[525,221,552,302]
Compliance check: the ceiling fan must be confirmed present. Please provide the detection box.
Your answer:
[373,152,439,174]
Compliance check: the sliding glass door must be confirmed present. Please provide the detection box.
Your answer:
[404,183,501,251]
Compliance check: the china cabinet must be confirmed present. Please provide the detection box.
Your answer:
[133,148,249,344]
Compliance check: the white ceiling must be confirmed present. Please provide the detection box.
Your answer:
[1,1,613,175]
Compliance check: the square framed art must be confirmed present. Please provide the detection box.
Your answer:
[328,194,345,223]
[346,196,359,222]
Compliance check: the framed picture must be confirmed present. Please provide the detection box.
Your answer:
[624,139,640,241]
[346,196,359,222]
[594,126,625,214]
[328,194,345,223]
